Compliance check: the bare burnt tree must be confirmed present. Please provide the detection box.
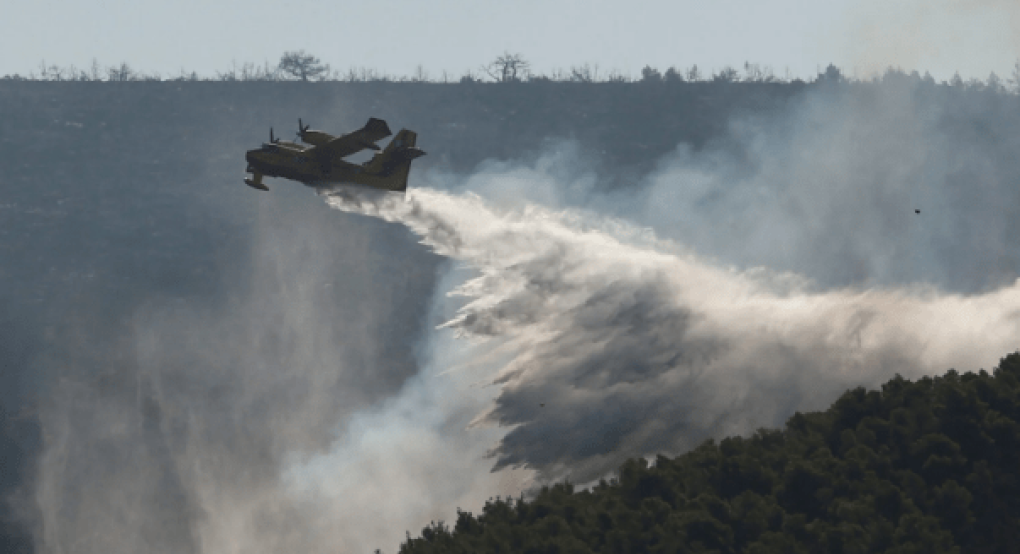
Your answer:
[278,50,330,81]
[605,69,629,83]
[570,63,598,83]
[216,61,240,81]
[712,66,740,83]
[237,61,278,81]
[546,68,569,81]
[170,68,199,82]
[743,62,776,83]
[38,61,65,81]
[107,62,136,82]
[412,64,429,83]
[66,65,89,81]
[88,59,103,81]
[342,66,383,82]
[483,52,530,82]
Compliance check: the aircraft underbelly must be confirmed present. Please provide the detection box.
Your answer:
[250,159,315,182]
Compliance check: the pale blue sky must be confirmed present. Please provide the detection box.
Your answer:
[3,0,1018,81]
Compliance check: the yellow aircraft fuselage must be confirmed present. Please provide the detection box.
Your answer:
[244,119,425,192]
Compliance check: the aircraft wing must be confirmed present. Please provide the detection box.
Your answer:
[306,118,392,161]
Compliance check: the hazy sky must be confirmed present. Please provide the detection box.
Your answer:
[4,0,1019,81]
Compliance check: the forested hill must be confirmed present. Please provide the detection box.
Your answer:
[0,79,807,180]
[400,352,1020,554]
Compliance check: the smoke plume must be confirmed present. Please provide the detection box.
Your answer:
[323,185,1020,487]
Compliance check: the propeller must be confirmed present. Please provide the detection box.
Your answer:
[270,127,279,144]
[296,118,310,139]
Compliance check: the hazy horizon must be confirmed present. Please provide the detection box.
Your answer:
[4,0,1020,82]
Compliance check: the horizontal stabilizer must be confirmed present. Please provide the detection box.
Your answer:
[359,129,425,191]
[381,129,417,153]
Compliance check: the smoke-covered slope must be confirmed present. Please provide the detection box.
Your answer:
[399,353,1020,554]
[1,78,1019,553]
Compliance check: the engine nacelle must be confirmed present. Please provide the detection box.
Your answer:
[298,129,334,146]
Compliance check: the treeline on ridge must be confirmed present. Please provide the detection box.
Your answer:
[6,50,1020,95]
[398,352,1020,554]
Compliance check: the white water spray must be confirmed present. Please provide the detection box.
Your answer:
[323,186,1020,486]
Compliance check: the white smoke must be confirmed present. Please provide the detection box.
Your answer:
[28,194,470,554]
[322,185,1020,487]
[836,0,1020,81]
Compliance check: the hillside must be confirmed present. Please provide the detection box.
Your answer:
[401,352,1020,554]
[2,77,1019,553]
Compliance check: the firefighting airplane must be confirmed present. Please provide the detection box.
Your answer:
[244,117,425,192]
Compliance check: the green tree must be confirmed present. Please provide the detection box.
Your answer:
[663,66,683,83]
[640,65,662,83]
[816,63,844,84]
[400,353,1020,554]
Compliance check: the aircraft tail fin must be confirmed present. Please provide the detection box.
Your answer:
[363,117,392,137]
[363,130,425,191]
[383,129,417,152]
